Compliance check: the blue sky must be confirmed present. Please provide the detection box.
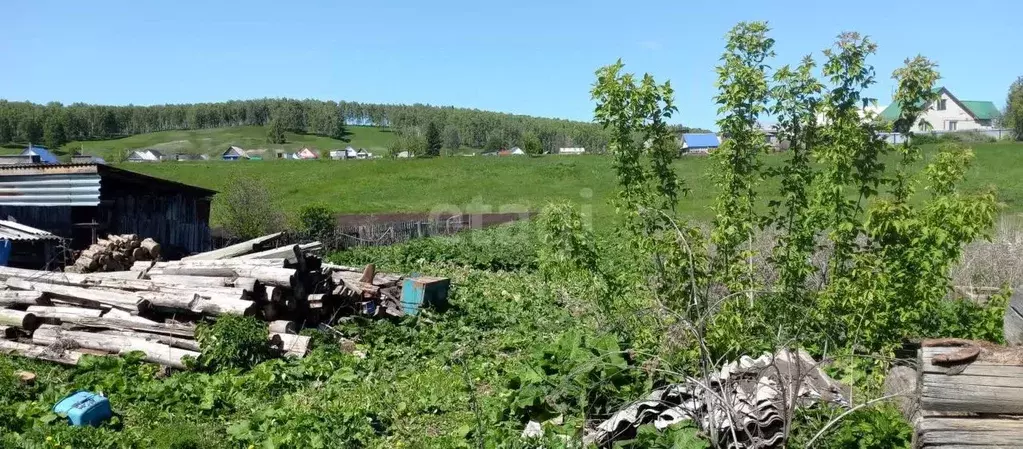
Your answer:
[2,0,1020,130]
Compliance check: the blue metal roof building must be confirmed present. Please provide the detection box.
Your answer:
[682,133,721,152]
[21,146,59,164]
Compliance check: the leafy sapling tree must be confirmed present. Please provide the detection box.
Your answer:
[425,122,442,157]
[521,131,543,156]
[712,22,774,294]
[266,116,286,144]
[1004,76,1023,140]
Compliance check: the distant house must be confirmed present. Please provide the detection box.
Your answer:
[356,150,372,159]
[328,150,345,160]
[558,147,586,155]
[396,151,412,158]
[681,133,721,154]
[879,87,1000,131]
[345,147,358,159]
[126,149,164,162]
[222,146,249,161]
[509,147,526,156]
[296,148,319,160]
[21,145,59,164]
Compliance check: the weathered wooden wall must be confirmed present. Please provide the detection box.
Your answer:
[916,344,1023,448]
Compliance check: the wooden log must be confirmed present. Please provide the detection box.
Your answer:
[33,324,198,369]
[63,316,194,338]
[141,238,161,258]
[102,308,159,325]
[0,309,39,330]
[131,247,147,261]
[324,263,403,284]
[134,259,286,270]
[181,232,284,260]
[920,345,1023,415]
[87,271,146,280]
[0,290,50,306]
[232,277,263,298]
[97,330,200,352]
[147,275,233,288]
[237,242,323,260]
[360,264,376,283]
[269,320,297,334]
[307,293,325,309]
[27,306,103,322]
[5,278,144,312]
[270,332,310,358]
[133,291,256,316]
[0,339,83,365]
[150,266,296,288]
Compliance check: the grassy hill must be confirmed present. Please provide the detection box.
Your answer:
[119,142,1023,227]
[56,125,397,161]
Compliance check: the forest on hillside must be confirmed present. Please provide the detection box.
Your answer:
[0,98,713,154]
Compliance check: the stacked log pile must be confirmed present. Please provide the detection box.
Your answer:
[66,234,161,273]
[0,233,424,369]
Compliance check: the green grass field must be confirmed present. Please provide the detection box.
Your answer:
[118,141,1023,227]
[55,125,397,161]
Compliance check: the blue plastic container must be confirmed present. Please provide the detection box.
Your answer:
[400,276,450,315]
[53,391,112,427]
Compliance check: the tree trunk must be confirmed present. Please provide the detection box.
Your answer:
[0,290,50,306]
[268,320,297,334]
[237,242,322,260]
[147,275,233,288]
[61,316,195,338]
[97,329,200,351]
[141,238,161,258]
[27,306,103,322]
[181,232,283,260]
[33,324,198,369]
[0,339,84,365]
[5,277,144,312]
[0,309,39,330]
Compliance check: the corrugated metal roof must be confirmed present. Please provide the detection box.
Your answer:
[683,133,721,148]
[0,220,60,241]
[0,172,102,206]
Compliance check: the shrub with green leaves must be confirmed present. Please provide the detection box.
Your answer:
[194,315,275,371]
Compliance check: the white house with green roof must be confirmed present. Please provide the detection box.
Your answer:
[879,87,1000,132]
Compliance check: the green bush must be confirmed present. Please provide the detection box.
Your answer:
[298,204,335,238]
[194,315,275,371]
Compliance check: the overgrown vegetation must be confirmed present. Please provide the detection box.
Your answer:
[0,23,1014,449]
[218,177,287,240]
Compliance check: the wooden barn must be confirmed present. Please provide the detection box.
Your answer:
[0,164,216,258]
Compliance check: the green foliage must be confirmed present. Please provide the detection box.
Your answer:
[332,222,538,272]
[485,134,505,151]
[504,330,650,422]
[712,22,774,292]
[521,131,543,156]
[788,404,913,449]
[266,116,287,144]
[1004,76,1023,140]
[194,315,275,371]
[425,122,443,157]
[298,204,335,238]
[218,177,287,240]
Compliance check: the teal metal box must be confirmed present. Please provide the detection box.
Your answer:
[400,276,450,315]
[53,391,112,427]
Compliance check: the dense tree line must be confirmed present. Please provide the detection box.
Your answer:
[0,98,630,153]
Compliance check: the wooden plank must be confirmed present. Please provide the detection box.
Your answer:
[181,232,283,260]
[5,277,144,312]
[0,309,39,330]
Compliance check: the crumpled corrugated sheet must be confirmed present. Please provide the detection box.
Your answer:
[584,349,849,448]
